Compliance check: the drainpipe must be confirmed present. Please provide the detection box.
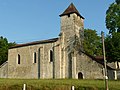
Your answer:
[38,48,40,79]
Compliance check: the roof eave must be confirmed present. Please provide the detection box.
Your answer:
[9,38,58,49]
[59,12,85,19]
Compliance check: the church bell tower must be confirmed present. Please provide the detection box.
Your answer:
[59,3,85,78]
[59,3,84,49]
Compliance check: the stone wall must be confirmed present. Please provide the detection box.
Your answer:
[0,61,8,78]
[75,53,104,79]
[117,70,120,79]
[8,41,58,79]
[54,41,61,78]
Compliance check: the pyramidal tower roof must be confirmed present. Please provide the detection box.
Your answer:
[59,3,84,19]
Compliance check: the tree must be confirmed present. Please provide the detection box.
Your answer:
[0,36,16,65]
[106,0,120,34]
[0,36,8,65]
[105,33,120,62]
[105,0,120,62]
[83,29,102,56]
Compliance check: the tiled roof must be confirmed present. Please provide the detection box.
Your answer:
[94,56,104,61]
[0,61,8,68]
[59,3,84,19]
[9,38,58,49]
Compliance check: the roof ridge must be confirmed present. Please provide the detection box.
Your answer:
[9,38,58,49]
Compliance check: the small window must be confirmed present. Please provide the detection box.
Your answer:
[18,54,20,64]
[33,52,37,63]
[68,14,70,17]
[50,50,53,62]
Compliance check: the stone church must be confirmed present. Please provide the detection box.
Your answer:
[0,3,118,79]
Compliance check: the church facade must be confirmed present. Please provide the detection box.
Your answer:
[0,3,116,79]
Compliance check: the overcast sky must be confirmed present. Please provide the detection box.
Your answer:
[0,0,114,43]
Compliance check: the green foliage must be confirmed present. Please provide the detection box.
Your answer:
[83,29,102,56]
[106,0,120,34]
[105,0,120,62]
[0,36,9,65]
[116,0,120,4]
[105,33,120,62]
[0,36,16,65]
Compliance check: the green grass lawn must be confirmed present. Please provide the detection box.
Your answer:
[0,79,120,90]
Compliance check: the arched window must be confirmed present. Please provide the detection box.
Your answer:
[33,52,37,63]
[18,54,20,64]
[50,50,53,62]
[78,72,83,79]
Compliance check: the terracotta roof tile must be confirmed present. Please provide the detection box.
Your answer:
[59,3,84,19]
[9,38,58,49]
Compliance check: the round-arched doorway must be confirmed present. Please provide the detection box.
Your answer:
[78,72,83,79]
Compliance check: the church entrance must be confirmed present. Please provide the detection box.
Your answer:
[78,72,83,79]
